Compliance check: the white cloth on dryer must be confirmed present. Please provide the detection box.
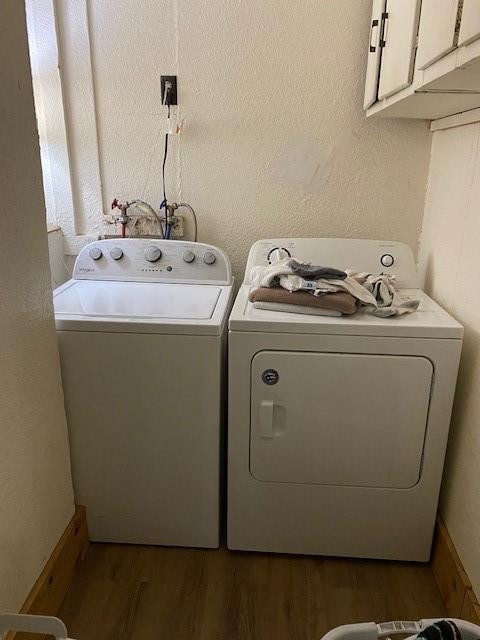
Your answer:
[278,273,377,306]
[348,271,420,317]
[250,260,375,304]
[250,258,346,287]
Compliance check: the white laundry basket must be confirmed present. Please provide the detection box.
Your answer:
[321,619,480,640]
[0,614,74,640]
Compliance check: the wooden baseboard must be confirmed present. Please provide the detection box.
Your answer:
[8,510,480,635]
[431,516,480,625]
[11,505,89,640]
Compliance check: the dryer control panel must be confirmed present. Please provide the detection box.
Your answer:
[244,238,418,288]
[73,239,232,285]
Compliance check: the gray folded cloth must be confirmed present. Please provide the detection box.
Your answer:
[288,259,347,280]
[248,287,357,315]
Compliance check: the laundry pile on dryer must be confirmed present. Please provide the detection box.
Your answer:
[249,257,420,318]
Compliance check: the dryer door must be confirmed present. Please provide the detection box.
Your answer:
[250,351,433,489]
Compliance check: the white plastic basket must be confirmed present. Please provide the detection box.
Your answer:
[0,614,74,640]
[321,619,480,640]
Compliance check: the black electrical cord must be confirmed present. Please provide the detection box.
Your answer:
[161,101,171,238]
[161,131,168,205]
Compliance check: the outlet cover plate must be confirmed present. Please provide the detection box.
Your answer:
[160,75,177,105]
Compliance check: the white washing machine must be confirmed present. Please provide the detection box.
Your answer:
[54,238,233,548]
[228,238,463,561]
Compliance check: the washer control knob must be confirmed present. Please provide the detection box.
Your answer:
[203,251,216,265]
[110,247,124,261]
[380,253,394,268]
[144,246,162,262]
[183,250,195,263]
[89,246,103,260]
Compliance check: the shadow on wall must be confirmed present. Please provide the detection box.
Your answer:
[421,251,434,293]
[420,252,480,490]
[47,228,70,288]
[441,321,480,487]
[426,239,480,524]
[422,250,480,456]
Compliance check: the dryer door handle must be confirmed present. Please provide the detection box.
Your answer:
[259,400,274,438]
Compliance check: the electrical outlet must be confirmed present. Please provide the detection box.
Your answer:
[172,214,184,238]
[161,75,177,105]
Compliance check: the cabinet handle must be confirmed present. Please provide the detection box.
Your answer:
[369,19,379,52]
[380,11,389,48]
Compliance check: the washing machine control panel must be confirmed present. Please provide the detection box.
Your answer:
[245,238,418,288]
[74,239,232,285]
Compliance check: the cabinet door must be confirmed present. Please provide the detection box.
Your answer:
[364,0,386,109]
[416,0,460,69]
[378,0,421,100]
[458,0,480,46]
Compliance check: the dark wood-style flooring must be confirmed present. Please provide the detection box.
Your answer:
[58,544,445,640]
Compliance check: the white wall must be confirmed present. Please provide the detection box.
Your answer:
[0,1,75,612]
[47,227,70,288]
[419,122,480,595]
[47,0,432,279]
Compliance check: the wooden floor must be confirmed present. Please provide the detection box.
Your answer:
[59,544,445,640]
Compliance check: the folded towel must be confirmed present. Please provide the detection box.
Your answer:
[248,287,357,315]
[252,302,341,317]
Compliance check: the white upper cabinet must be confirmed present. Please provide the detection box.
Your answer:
[458,0,480,46]
[364,0,480,118]
[378,0,421,100]
[364,0,386,109]
[416,0,460,69]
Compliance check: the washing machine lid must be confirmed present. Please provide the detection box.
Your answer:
[229,286,463,339]
[54,280,232,335]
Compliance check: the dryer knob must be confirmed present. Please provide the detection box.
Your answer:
[89,247,103,261]
[183,250,195,263]
[268,247,291,263]
[144,246,162,262]
[203,251,216,265]
[380,253,394,268]
[110,247,124,261]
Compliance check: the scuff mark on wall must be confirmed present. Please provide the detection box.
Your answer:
[268,138,335,195]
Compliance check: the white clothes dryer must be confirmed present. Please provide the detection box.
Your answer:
[54,238,233,548]
[227,238,462,561]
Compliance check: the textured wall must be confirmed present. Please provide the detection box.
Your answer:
[70,0,432,279]
[47,228,70,288]
[418,123,480,596]
[0,1,74,612]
